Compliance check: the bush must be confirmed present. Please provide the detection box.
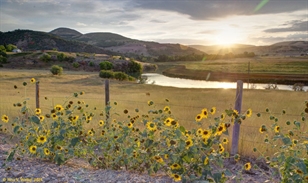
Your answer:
[50,65,63,75]
[89,61,95,67]
[72,62,80,68]
[114,72,128,81]
[99,61,113,70]
[127,60,142,78]
[99,70,114,79]
[40,53,51,62]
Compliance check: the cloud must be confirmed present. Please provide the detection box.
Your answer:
[76,22,87,26]
[150,19,167,23]
[133,0,308,20]
[250,33,308,44]
[264,20,308,32]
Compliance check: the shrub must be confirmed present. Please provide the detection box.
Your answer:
[89,61,95,67]
[127,60,142,78]
[99,70,114,79]
[114,71,128,81]
[50,65,63,75]
[40,53,51,62]
[99,61,113,70]
[72,62,80,68]
[57,53,65,61]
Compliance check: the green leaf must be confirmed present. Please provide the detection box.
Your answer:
[55,153,65,165]
[65,110,72,115]
[182,155,191,163]
[175,129,182,138]
[13,126,20,133]
[30,116,40,124]
[224,169,232,176]
[21,106,27,113]
[125,147,133,156]
[60,129,66,136]
[51,121,58,128]
[282,137,291,145]
[6,150,15,162]
[179,126,186,133]
[213,173,222,183]
[296,161,307,174]
[294,121,300,128]
[70,137,79,147]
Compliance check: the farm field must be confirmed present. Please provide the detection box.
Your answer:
[156,56,308,85]
[0,68,307,158]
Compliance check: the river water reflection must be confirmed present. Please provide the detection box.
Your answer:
[142,73,308,91]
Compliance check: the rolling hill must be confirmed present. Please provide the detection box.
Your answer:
[0,29,112,54]
[50,27,205,57]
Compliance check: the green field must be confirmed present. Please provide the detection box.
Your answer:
[155,56,308,74]
[0,69,307,158]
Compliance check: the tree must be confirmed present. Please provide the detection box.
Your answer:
[5,44,17,52]
[99,61,113,70]
[50,65,63,75]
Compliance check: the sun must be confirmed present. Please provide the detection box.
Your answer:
[214,27,242,46]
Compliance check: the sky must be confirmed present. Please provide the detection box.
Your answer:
[0,0,307,46]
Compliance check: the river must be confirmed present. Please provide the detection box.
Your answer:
[142,73,308,91]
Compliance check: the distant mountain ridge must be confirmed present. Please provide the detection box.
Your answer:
[1,27,307,58]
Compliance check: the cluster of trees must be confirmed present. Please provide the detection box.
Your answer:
[99,60,142,80]
[0,44,17,52]
[155,52,256,62]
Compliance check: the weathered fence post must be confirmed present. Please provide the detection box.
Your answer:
[36,81,40,108]
[231,80,243,156]
[105,79,110,121]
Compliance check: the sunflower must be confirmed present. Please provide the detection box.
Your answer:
[170,163,181,170]
[99,120,104,126]
[35,108,41,115]
[37,135,47,144]
[195,114,202,122]
[54,104,64,111]
[56,145,63,151]
[274,126,280,133]
[163,106,170,112]
[259,127,267,133]
[101,130,105,136]
[88,130,94,136]
[197,128,203,136]
[204,157,209,165]
[244,162,251,170]
[234,154,240,161]
[52,113,58,120]
[39,115,45,122]
[246,109,252,118]
[202,129,211,139]
[44,148,50,156]
[29,145,37,154]
[30,78,36,83]
[127,122,133,128]
[80,91,85,95]
[292,139,298,146]
[172,174,181,182]
[219,144,224,154]
[164,117,173,126]
[210,107,216,115]
[220,113,226,120]
[215,123,226,136]
[171,120,179,128]
[1,115,9,123]
[147,100,154,106]
[146,121,157,131]
[201,108,208,118]
[154,156,164,163]
[185,139,193,149]
[232,110,239,118]
[222,138,228,144]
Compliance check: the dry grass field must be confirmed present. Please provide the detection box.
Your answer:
[0,69,307,158]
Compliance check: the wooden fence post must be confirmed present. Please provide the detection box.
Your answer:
[105,79,110,121]
[231,80,243,156]
[36,81,40,108]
